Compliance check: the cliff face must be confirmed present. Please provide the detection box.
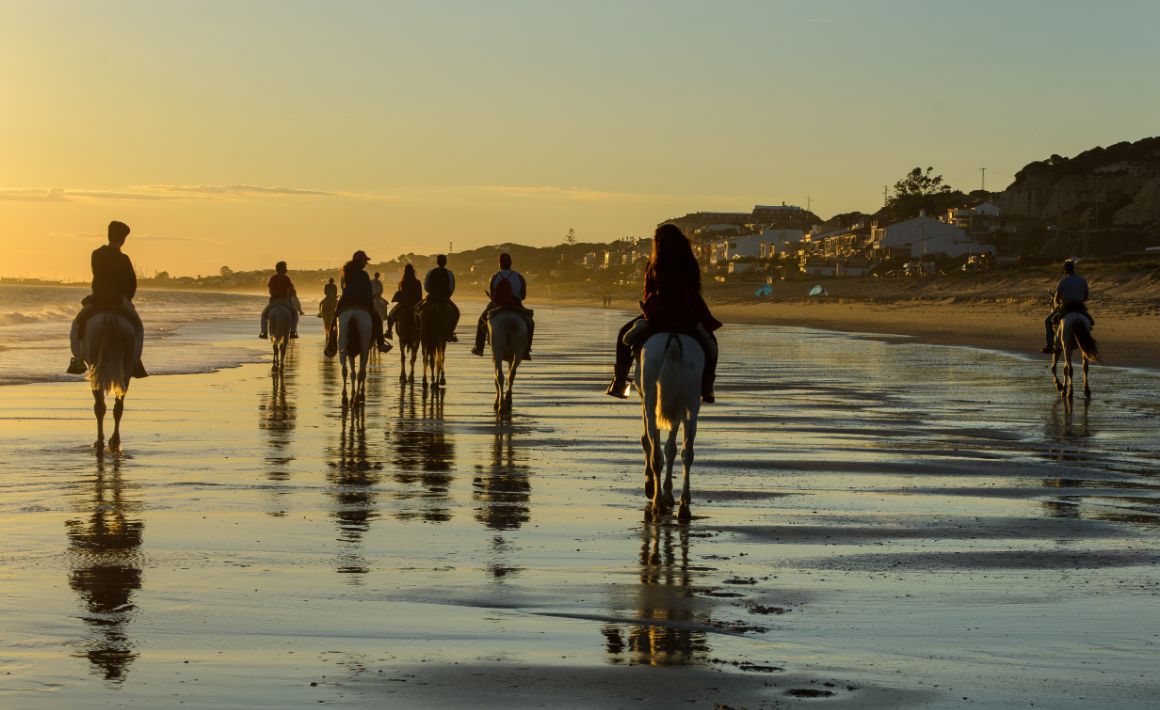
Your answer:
[1001,137,1160,226]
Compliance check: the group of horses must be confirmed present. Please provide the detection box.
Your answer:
[74,300,1102,523]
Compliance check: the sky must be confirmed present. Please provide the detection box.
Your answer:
[2,0,1159,280]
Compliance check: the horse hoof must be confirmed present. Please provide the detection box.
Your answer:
[644,479,655,499]
[677,505,692,522]
[93,440,104,453]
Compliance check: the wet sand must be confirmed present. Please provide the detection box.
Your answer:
[1,306,1158,708]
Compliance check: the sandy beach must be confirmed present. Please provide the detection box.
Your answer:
[1,303,1158,708]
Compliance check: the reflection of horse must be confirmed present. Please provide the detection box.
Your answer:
[418,301,449,391]
[259,370,297,482]
[1051,312,1100,400]
[395,301,421,383]
[327,404,381,579]
[267,303,293,372]
[636,333,704,520]
[65,456,143,681]
[602,522,708,666]
[338,308,372,405]
[488,309,528,413]
[390,386,456,522]
[83,312,136,453]
[473,430,531,531]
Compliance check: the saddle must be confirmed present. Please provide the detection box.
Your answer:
[624,319,712,358]
[489,305,533,320]
[1055,303,1094,329]
[76,299,136,341]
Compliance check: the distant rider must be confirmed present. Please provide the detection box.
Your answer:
[67,220,148,378]
[259,261,303,339]
[606,224,720,403]
[325,250,392,356]
[421,254,461,342]
[387,263,423,339]
[471,252,534,360]
[1041,258,1092,354]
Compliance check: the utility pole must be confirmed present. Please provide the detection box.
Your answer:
[449,241,453,255]
[979,167,986,192]
[883,185,888,207]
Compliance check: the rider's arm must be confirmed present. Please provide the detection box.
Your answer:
[448,271,456,296]
[423,269,432,294]
[124,254,138,300]
[517,273,527,301]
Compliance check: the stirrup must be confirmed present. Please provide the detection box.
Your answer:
[67,358,87,375]
[470,346,484,356]
[132,361,149,379]
[259,332,268,339]
[605,379,629,399]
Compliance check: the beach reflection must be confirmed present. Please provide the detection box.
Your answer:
[474,429,532,579]
[602,522,710,666]
[259,368,298,485]
[326,404,384,579]
[65,457,143,682]
[389,386,456,523]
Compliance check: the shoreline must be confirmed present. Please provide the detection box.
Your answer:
[546,294,1159,371]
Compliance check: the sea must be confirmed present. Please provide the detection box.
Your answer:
[0,283,278,386]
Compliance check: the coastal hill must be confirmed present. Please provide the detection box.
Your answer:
[1002,136,1160,228]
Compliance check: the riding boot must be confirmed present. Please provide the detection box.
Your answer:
[471,312,487,356]
[67,357,86,375]
[523,315,534,360]
[701,332,718,403]
[605,319,635,399]
[324,322,338,358]
[133,361,149,379]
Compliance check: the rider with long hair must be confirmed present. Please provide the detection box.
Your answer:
[325,250,392,356]
[606,223,720,402]
[387,263,423,338]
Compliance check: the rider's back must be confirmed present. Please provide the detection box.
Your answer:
[91,245,136,308]
[1056,274,1088,305]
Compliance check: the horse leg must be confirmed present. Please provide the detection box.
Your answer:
[93,389,106,451]
[409,347,417,383]
[399,349,407,382]
[493,361,504,411]
[1064,349,1074,400]
[677,415,697,521]
[109,395,125,452]
[504,360,518,412]
[437,347,446,387]
[357,353,368,401]
[662,424,679,509]
[1051,349,1063,393]
[341,354,350,405]
[1082,356,1091,399]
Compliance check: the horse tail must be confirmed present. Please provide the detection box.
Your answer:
[1075,319,1100,363]
[88,315,131,398]
[655,336,689,431]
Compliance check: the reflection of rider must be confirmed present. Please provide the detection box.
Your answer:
[471,252,535,359]
[325,250,392,356]
[67,221,147,378]
[1042,259,1092,354]
[421,254,461,342]
[606,224,719,403]
[386,263,423,338]
[259,261,304,339]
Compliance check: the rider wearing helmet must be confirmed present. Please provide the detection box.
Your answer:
[325,250,392,357]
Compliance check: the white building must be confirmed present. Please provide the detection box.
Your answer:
[873,214,996,259]
[758,228,804,258]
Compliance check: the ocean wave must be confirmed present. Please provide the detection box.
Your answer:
[0,307,75,326]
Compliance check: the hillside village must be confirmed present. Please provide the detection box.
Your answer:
[11,138,1157,297]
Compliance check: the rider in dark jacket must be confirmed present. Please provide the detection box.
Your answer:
[606,224,720,402]
[325,250,392,356]
[387,263,423,339]
[421,254,460,341]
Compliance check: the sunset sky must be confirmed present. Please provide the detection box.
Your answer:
[3,0,1159,280]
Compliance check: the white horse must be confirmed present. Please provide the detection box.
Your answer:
[636,332,704,520]
[337,308,372,405]
[267,303,293,372]
[487,309,528,413]
[1051,311,1100,400]
[82,312,137,453]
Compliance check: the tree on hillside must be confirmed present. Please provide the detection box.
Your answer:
[881,167,966,222]
[565,228,576,246]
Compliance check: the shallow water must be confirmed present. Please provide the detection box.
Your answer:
[0,304,1157,708]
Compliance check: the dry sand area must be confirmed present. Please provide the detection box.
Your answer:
[1,305,1158,709]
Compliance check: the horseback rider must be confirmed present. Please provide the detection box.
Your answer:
[471,252,534,360]
[325,250,392,357]
[606,223,720,403]
[420,254,461,342]
[319,277,338,316]
[67,221,148,378]
[1042,258,1092,354]
[259,261,303,339]
[386,263,423,339]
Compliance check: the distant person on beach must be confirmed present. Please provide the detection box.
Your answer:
[67,220,148,378]
[605,223,720,402]
[259,261,303,339]
[1042,258,1092,353]
[325,250,392,357]
[471,252,534,360]
[420,254,460,342]
[386,263,423,338]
